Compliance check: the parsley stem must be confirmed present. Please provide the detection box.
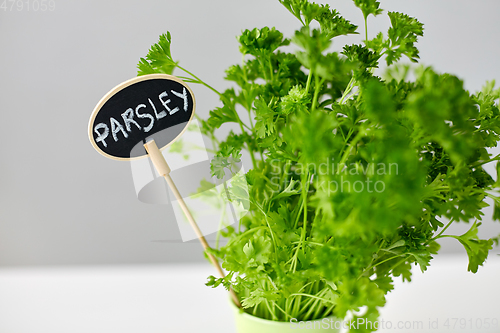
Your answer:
[311,76,324,111]
[238,121,258,168]
[268,58,274,81]
[291,170,310,273]
[336,127,354,161]
[253,201,279,259]
[226,226,268,247]
[291,240,324,247]
[359,254,405,279]
[296,280,316,293]
[289,293,336,305]
[321,303,336,319]
[176,64,221,97]
[302,289,328,320]
[292,199,304,230]
[429,219,454,242]
[471,154,500,167]
[290,198,304,270]
[280,160,292,189]
[272,301,293,321]
[305,70,313,94]
[339,77,356,104]
[388,256,409,273]
[264,299,278,320]
[336,127,366,174]
[247,108,255,130]
[363,240,386,273]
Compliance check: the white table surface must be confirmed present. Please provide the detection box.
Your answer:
[0,254,499,333]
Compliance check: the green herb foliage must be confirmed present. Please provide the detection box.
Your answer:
[138,1,500,330]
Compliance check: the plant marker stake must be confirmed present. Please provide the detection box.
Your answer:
[88,74,240,308]
[144,139,241,308]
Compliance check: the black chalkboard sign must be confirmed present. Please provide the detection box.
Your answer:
[88,74,195,160]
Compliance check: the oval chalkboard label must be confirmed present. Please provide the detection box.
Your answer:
[88,74,195,160]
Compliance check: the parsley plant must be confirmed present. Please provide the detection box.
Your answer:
[138,0,500,329]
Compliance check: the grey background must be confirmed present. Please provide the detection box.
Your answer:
[1,0,499,266]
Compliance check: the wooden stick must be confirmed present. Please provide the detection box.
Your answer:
[144,139,241,308]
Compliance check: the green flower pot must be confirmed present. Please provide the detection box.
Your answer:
[230,300,341,332]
